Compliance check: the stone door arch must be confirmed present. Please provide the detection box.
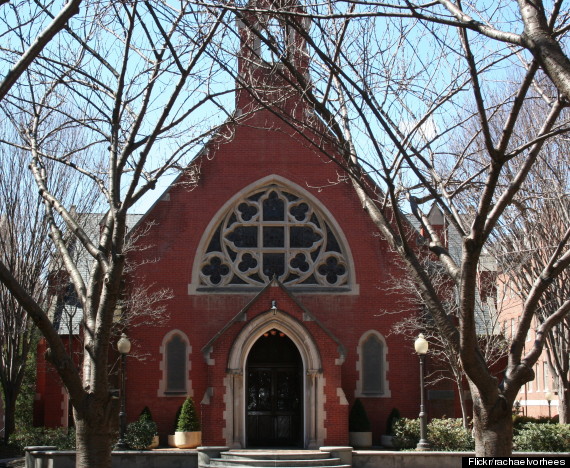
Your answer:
[224,309,324,448]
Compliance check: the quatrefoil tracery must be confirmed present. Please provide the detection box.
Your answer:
[200,185,349,289]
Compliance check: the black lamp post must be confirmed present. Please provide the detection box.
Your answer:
[545,390,553,420]
[414,333,431,451]
[115,333,131,450]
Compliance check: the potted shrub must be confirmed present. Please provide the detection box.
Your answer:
[381,408,400,448]
[139,406,159,449]
[174,397,202,449]
[348,398,372,448]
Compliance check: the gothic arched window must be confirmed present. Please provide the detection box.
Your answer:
[356,331,390,398]
[197,183,352,291]
[166,334,187,393]
[158,331,191,397]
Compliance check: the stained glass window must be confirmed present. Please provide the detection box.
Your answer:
[199,184,350,289]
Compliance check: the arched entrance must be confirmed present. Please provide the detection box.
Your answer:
[223,308,326,449]
[246,330,302,447]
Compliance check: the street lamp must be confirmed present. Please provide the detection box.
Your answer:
[545,390,553,420]
[414,333,431,451]
[115,333,131,450]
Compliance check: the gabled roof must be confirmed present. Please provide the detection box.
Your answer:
[52,213,143,335]
[201,276,346,361]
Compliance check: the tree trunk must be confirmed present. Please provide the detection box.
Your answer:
[557,377,569,423]
[457,385,469,429]
[471,389,513,456]
[74,398,118,468]
[2,387,17,444]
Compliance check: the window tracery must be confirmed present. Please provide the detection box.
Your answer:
[198,184,350,289]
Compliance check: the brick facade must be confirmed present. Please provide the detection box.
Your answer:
[33,6,462,446]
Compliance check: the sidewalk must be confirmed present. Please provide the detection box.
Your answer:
[0,457,24,468]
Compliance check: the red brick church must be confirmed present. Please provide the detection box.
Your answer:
[34,4,461,448]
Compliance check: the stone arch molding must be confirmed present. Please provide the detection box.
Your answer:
[157,329,192,398]
[223,309,325,449]
[189,174,358,294]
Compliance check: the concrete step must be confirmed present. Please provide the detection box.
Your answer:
[205,450,349,468]
[212,458,344,467]
[221,450,332,461]
[210,464,350,468]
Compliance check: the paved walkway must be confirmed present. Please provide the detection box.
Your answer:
[0,457,24,468]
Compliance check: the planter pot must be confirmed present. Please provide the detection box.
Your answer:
[147,435,159,449]
[168,435,176,447]
[380,434,394,448]
[174,431,201,449]
[349,431,372,448]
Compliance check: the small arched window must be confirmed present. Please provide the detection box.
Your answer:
[158,331,192,397]
[166,334,187,393]
[356,331,390,398]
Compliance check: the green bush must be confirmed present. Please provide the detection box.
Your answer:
[125,419,157,450]
[393,417,474,451]
[513,415,556,434]
[349,399,371,432]
[393,418,420,449]
[514,423,570,452]
[428,418,474,451]
[9,427,76,452]
[139,406,154,423]
[176,397,200,432]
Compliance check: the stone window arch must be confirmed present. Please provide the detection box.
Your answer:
[193,177,355,293]
[355,330,390,398]
[158,330,192,397]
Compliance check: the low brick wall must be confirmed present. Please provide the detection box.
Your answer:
[24,447,570,468]
[24,448,198,468]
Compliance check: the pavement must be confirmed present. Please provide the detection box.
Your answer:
[0,458,24,468]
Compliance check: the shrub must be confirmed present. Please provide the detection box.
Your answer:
[514,423,570,452]
[428,418,474,451]
[349,399,371,432]
[393,418,420,449]
[125,419,157,450]
[9,427,76,452]
[139,406,154,423]
[176,397,200,432]
[393,417,474,451]
[385,408,401,435]
[513,415,556,434]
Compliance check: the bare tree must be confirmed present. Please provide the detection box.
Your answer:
[390,248,506,428]
[0,0,82,101]
[489,143,570,422]
[206,0,570,456]
[0,1,239,466]
[0,124,98,443]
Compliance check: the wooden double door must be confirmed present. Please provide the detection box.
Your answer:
[246,331,303,447]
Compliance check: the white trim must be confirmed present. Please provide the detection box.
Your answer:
[189,175,358,294]
[355,330,391,398]
[157,329,193,398]
[518,399,558,406]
